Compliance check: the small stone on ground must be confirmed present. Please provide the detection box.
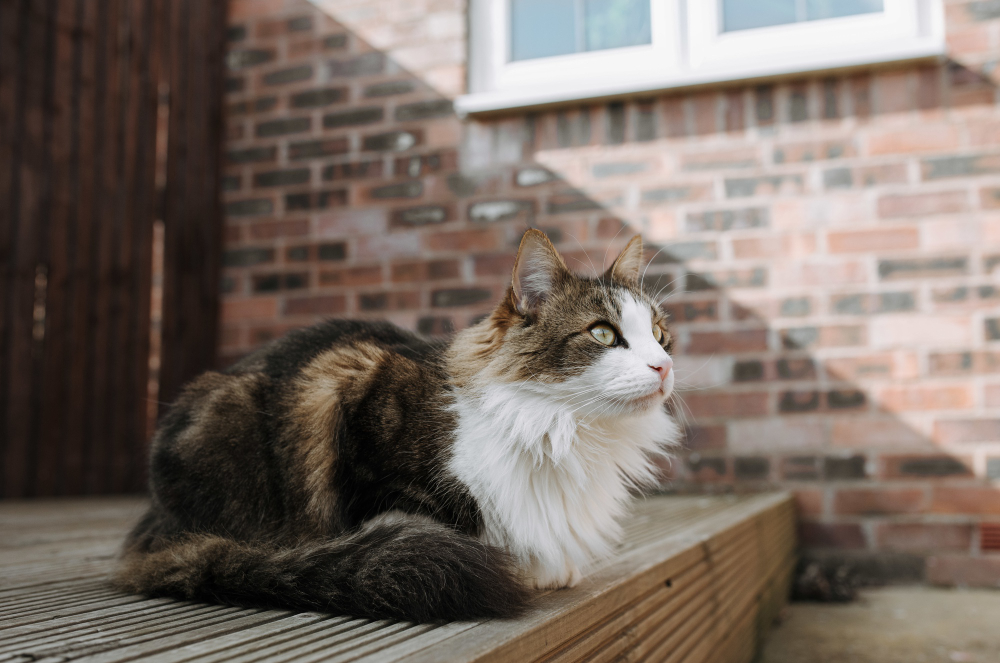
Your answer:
[761,586,1000,663]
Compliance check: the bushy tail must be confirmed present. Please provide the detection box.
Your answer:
[111,521,530,622]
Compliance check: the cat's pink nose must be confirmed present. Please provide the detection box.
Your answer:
[648,356,673,379]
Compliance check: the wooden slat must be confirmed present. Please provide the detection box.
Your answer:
[0,494,796,663]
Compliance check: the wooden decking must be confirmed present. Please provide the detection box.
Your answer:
[0,493,795,662]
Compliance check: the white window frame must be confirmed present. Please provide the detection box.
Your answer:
[459,0,945,115]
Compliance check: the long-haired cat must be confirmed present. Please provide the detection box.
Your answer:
[114,230,680,622]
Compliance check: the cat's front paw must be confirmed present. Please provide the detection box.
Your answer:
[528,559,582,589]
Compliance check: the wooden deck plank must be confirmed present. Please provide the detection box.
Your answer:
[0,493,795,663]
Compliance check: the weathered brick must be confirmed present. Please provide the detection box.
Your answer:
[686,456,729,482]
[725,174,804,198]
[256,117,310,137]
[226,198,273,217]
[883,455,973,479]
[286,245,311,262]
[392,260,461,282]
[927,555,1000,588]
[781,325,865,348]
[395,151,458,178]
[929,351,1000,375]
[323,34,348,49]
[987,318,1000,340]
[288,137,349,160]
[685,208,768,232]
[323,107,384,128]
[547,190,606,213]
[328,52,385,77]
[226,48,274,70]
[223,247,274,267]
[246,218,309,240]
[227,146,277,164]
[225,77,244,93]
[835,488,925,515]
[417,316,455,336]
[774,140,853,163]
[365,80,416,97]
[799,523,866,549]
[391,205,452,228]
[221,174,241,191]
[831,291,916,314]
[779,390,820,413]
[363,130,423,152]
[252,272,308,292]
[661,300,718,323]
[358,291,421,311]
[922,153,1000,179]
[827,390,866,410]
[734,457,770,480]
[685,267,766,290]
[432,288,492,307]
[680,147,758,171]
[368,181,423,200]
[782,456,820,481]
[318,243,347,261]
[516,167,556,187]
[468,200,533,223]
[253,168,310,187]
[733,360,764,382]
[262,65,313,86]
[649,241,718,262]
[228,96,278,116]
[285,189,347,210]
[290,87,347,108]
[877,191,968,217]
[395,100,453,121]
[592,161,648,178]
[878,256,967,280]
[226,25,247,42]
[222,297,277,321]
[777,358,816,380]
[323,160,383,181]
[824,456,867,480]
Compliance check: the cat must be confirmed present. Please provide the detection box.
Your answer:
[113,229,681,623]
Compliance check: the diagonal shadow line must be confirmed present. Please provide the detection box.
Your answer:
[220,0,1000,571]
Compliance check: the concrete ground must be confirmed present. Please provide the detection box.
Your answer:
[760,586,1000,663]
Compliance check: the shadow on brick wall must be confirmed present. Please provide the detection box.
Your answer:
[220,0,1000,584]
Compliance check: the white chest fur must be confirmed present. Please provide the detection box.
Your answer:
[448,384,679,588]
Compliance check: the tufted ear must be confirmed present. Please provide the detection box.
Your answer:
[511,229,569,315]
[605,235,643,283]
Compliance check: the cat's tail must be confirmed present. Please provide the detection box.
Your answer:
[111,520,531,622]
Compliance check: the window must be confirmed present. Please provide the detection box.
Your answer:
[460,0,943,114]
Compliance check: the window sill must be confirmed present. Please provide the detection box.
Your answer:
[456,40,945,116]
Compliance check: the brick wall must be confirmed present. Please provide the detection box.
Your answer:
[222,0,1000,585]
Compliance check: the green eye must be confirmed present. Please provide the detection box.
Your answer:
[653,325,663,342]
[590,324,617,346]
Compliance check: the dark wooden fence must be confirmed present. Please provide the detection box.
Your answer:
[0,0,226,498]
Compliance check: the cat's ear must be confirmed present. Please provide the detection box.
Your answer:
[606,235,643,283]
[511,229,568,314]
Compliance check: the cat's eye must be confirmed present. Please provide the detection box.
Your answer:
[652,325,663,343]
[590,324,617,346]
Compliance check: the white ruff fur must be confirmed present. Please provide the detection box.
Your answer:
[449,293,681,588]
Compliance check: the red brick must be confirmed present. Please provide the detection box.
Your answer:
[684,425,727,451]
[827,228,919,253]
[799,522,867,549]
[686,329,768,354]
[424,229,502,252]
[834,488,925,515]
[474,254,516,278]
[830,418,927,448]
[318,265,383,287]
[681,391,770,418]
[247,218,310,240]
[986,384,1000,407]
[221,296,278,321]
[882,455,974,480]
[927,555,1000,588]
[880,386,974,412]
[793,489,824,517]
[877,191,968,218]
[930,487,1000,515]
[876,523,972,552]
[391,260,461,283]
[284,294,347,316]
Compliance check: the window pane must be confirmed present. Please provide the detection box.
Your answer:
[806,0,884,20]
[722,0,797,32]
[511,0,578,61]
[584,0,651,52]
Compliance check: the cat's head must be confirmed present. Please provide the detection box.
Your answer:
[450,229,674,417]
